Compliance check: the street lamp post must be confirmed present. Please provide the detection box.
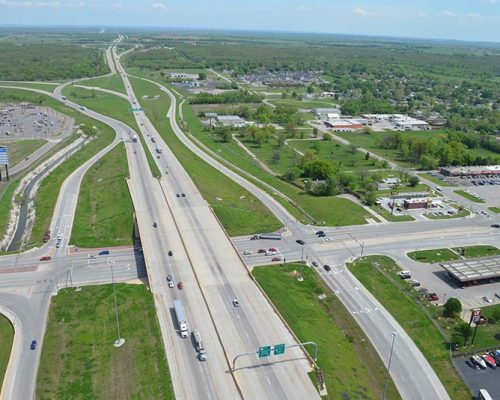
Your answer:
[108,259,125,348]
[382,331,398,400]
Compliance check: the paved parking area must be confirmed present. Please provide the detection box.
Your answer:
[0,103,68,139]
[453,356,500,397]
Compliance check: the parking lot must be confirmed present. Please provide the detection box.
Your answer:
[377,195,459,221]
[453,356,500,397]
[0,103,69,139]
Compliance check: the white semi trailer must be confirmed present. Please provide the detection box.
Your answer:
[174,300,188,338]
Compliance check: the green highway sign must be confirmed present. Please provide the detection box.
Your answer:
[273,343,285,355]
[258,346,271,358]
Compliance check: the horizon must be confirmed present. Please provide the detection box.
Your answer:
[0,0,499,43]
[1,24,499,47]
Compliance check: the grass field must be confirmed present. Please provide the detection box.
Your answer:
[180,95,372,226]
[489,207,500,214]
[347,256,470,399]
[267,98,338,109]
[3,139,47,167]
[253,263,400,400]
[0,313,14,391]
[36,284,173,400]
[63,84,161,178]
[63,86,138,131]
[418,173,454,187]
[71,143,133,248]
[77,74,127,95]
[128,76,283,236]
[454,190,485,203]
[459,245,500,258]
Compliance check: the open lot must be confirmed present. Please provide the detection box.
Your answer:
[0,313,14,391]
[71,143,133,248]
[253,262,400,400]
[0,139,47,167]
[36,284,174,400]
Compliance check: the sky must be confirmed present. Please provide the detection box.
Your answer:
[0,0,499,43]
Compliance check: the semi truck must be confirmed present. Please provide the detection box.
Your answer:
[174,300,188,338]
[192,329,207,361]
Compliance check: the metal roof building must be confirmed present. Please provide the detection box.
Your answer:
[440,256,500,283]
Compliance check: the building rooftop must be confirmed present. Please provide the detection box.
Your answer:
[440,256,500,283]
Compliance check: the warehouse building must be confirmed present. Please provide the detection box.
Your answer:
[216,115,247,127]
[313,108,341,120]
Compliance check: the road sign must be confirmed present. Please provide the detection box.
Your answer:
[258,346,271,358]
[472,308,481,324]
[273,343,285,355]
[205,112,218,117]
[0,146,8,165]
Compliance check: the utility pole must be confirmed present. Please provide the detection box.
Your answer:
[383,331,398,400]
[108,259,125,348]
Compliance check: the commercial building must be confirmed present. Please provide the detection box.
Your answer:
[439,165,500,177]
[313,108,341,120]
[324,119,363,131]
[403,198,429,209]
[215,115,247,127]
[361,114,429,130]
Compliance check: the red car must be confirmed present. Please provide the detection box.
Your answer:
[177,282,184,290]
[268,247,278,252]
[427,293,439,301]
[39,256,52,261]
[271,257,282,262]
[257,249,266,254]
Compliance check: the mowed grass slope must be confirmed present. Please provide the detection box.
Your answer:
[36,284,173,400]
[348,256,469,399]
[128,76,282,236]
[77,74,127,95]
[71,143,133,248]
[0,314,14,390]
[253,263,400,400]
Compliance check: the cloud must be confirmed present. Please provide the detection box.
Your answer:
[0,0,61,7]
[483,0,497,4]
[352,7,368,17]
[152,2,167,10]
[437,10,457,17]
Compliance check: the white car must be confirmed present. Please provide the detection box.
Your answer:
[168,281,174,288]
[243,250,252,255]
[232,299,240,307]
[265,251,276,256]
[482,296,493,303]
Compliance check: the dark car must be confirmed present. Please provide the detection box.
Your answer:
[257,249,266,254]
[39,256,51,261]
[30,340,37,350]
[312,261,319,267]
[296,239,305,245]
[181,193,186,197]
[177,281,184,290]
[318,232,326,238]
[176,193,180,198]
[323,264,331,272]
[315,231,324,236]
[166,275,172,282]
[491,224,500,228]
[168,250,173,256]
[153,222,158,228]
[427,293,439,301]
[271,256,282,262]
[98,250,110,255]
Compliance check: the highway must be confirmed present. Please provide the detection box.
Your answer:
[113,46,320,399]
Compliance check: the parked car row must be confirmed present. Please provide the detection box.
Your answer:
[467,351,500,370]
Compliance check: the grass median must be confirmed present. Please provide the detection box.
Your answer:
[408,245,500,263]
[71,143,133,248]
[77,74,126,94]
[6,139,47,167]
[347,256,470,399]
[128,76,282,236]
[0,313,14,391]
[253,263,400,400]
[36,284,173,400]
[454,190,484,203]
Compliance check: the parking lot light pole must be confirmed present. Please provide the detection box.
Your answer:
[108,259,125,348]
[382,331,398,400]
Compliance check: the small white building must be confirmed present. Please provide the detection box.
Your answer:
[313,108,341,120]
[216,115,247,127]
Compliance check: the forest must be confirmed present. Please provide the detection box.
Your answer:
[0,43,109,81]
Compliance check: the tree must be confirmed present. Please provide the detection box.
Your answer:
[443,298,462,318]
[312,127,318,137]
[408,176,420,187]
[363,190,377,206]
[303,160,333,181]
[276,131,286,147]
[198,72,207,80]
[365,152,370,160]
[271,151,281,164]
